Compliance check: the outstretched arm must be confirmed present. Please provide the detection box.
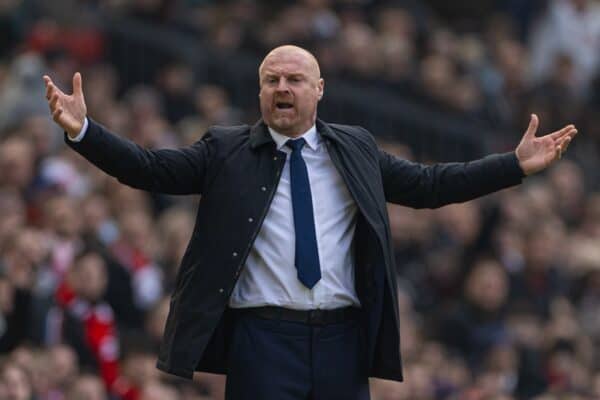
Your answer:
[43,73,212,195]
[380,114,577,208]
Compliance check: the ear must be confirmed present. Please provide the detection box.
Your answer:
[317,78,324,101]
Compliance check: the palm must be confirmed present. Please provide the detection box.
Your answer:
[43,73,87,138]
[515,114,577,175]
[517,135,555,170]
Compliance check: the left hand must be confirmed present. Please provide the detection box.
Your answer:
[516,114,578,176]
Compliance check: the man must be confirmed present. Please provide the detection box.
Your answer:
[44,45,577,399]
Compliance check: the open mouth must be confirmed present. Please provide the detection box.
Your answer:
[275,102,294,110]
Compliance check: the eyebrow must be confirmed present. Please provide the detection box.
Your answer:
[262,72,306,80]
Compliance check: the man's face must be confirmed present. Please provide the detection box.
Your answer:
[259,47,324,137]
[71,253,107,302]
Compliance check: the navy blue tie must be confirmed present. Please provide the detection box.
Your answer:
[286,138,321,289]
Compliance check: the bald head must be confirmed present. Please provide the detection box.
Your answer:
[259,45,321,83]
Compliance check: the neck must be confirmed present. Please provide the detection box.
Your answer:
[270,119,317,139]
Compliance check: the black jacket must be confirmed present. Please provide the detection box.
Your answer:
[66,118,524,381]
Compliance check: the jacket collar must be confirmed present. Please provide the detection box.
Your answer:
[316,118,341,142]
[249,118,341,150]
[249,119,272,149]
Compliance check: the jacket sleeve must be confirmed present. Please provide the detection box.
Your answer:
[379,150,525,208]
[65,118,213,195]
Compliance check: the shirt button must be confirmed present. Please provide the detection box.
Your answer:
[248,217,253,222]
[273,156,278,161]
[219,288,224,293]
[261,186,267,192]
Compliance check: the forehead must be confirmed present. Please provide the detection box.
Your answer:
[260,51,318,77]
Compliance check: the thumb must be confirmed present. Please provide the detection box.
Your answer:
[73,72,83,99]
[524,113,539,138]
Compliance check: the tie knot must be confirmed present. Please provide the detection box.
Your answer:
[285,138,306,152]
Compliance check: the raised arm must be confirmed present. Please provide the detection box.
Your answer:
[44,73,212,195]
[380,115,577,208]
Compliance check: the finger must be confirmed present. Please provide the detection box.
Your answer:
[559,136,572,151]
[525,114,539,138]
[548,125,576,140]
[551,129,576,145]
[48,85,67,100]
[73,72,83,98]
[45,77,58,100]
[43,75,52,89]
[52,107,63,122]
[43,75,55,87]
[46,82,53,100]
[554,143,562,160]
[557,137,572,159]
[45,78,67,98]
[49,93,60,110]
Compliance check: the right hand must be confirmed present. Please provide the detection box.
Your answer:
[43,72,87,139]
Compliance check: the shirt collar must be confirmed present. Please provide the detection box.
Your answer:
[268,125,319,151]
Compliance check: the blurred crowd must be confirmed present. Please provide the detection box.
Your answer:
[1,0,600,399]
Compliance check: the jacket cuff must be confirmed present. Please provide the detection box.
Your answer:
[501,152,526,181]
[64,118,99,149]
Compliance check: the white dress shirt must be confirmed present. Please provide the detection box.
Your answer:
[229,125,360,310]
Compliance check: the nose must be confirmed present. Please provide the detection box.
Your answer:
[276,78,290,92]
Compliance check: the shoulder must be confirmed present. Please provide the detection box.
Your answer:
[327,122,372,137]
[324,122,378,149]
[196,124,252,155]
[206,124,251,141]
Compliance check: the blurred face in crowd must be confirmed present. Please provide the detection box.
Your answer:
[140,381,179,400]
[259,45,324,138]
[465,259,508,313]
[44,195,81,239]
[122,352,160,386]
[0,189,25,242]
[70,252,108,302]
[0,277,14,314]
[48,345,78,389]
[571,0,588,11]
[66,375,107,400]
[82,194,111,233]
[120,210,154,252]
[1,365,32,400]
[0,137,34,191]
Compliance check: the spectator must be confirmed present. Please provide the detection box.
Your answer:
[440,259,511,368]
[66,374,108,400]
[0,362,34,400]
[530,0,600,96]
[57,249,121,393]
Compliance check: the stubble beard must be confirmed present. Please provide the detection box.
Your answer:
[270,112,301,136]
